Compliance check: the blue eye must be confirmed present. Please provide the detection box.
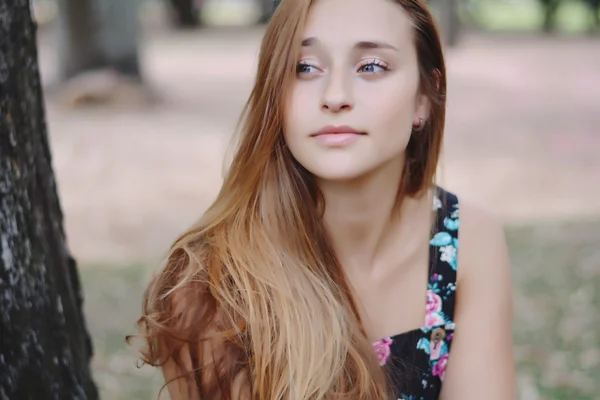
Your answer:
[358,60,389,74]
[296,63,318,74]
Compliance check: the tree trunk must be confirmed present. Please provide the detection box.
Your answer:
[57,0,141,81]
[437,0,461,47]
[0,2,99,399]
[56,0,105,81]
[539,0,561,33]
[169,0,200,28]
[53,0,154,107]
[258,0,280,23]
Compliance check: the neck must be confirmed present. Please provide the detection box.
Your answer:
[319,157,426,272]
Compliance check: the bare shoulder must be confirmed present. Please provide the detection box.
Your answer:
[457,198,511,284]
[438,194,516,399]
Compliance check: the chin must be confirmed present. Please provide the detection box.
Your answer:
[307,164,370,183]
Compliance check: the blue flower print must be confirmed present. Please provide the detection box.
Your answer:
[443,216,459,231]
[430,232,452,247]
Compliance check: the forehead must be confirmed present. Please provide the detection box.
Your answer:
[303,0,415,49]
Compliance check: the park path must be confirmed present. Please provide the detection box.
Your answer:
[38,28,600,265]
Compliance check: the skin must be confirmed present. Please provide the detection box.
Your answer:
[284,0,517,399]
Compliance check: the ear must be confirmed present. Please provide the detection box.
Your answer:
[414,69,440,122]
[414,92,431,123]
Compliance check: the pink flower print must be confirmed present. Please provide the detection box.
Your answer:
[425,311,445,327]
[425,290,444,327]
[432,353,449,381]
[426,290,442,313]
[372,338,393,366]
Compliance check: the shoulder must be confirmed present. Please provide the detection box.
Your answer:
[438,188,513,319]
[454,195,511,286]
[435,186,511,289]
[436,190,517,399]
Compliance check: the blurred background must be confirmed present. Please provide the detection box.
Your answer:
[31,0,599,398]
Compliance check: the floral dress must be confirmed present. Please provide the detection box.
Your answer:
[372,187,460,400]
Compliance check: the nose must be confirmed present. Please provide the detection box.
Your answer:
[320,70,354,113]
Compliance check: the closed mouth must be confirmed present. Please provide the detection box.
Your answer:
[312,125,367,136]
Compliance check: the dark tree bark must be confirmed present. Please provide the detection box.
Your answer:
[0,2,98,399]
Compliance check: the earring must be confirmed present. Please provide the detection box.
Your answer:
[413,117,426,132]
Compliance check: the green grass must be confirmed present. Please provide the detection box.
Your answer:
[457,0,596,33]
[507,219,600,399]
[81,263,164,400]
[81,219,600,399]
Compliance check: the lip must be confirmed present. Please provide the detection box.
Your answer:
[312,125,366,137]
[313,133,361,146]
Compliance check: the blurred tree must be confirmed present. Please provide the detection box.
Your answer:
[0,1,98,399]
[169,0,201,28]
[57,0,141,81]
[539,0,561,32]
[538,0,600,33]
[258,0,281,24]
[54,0,153,106]
[586,0,600,31]
[432,0,461,46]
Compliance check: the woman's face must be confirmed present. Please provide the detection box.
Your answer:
[284,0,430,182]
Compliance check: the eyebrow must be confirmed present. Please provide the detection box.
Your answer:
[301,37,399,51]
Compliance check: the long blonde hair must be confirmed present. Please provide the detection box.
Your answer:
[132,0,447,398]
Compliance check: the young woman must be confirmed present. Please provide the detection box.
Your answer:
[133,0,516,398]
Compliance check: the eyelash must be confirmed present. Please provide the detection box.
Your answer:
[357,59,390,73]
[296,59,390,75]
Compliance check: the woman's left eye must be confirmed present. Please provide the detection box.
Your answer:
[357,60,389,74]
[296,63,319,74]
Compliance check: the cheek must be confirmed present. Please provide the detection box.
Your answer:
[364,83,416,146]
[371,77,416,122]
[284,86,313,142]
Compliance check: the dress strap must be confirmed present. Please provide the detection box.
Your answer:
[426,187,460,327]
